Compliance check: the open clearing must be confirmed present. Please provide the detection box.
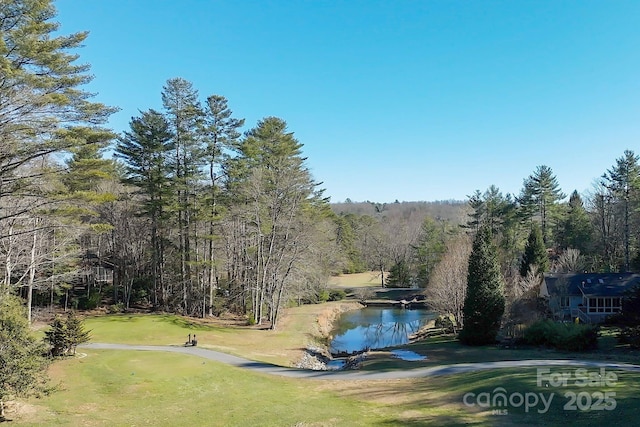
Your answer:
[13,302,640,426]
[328,271,386,288]
[16,350,640,426]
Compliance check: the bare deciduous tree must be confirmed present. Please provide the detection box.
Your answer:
[424,234,471,329]
[553,248,585,273]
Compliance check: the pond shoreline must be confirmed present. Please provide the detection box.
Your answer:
[296,301,364,370]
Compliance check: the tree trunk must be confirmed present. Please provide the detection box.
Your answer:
[26,226,38,324]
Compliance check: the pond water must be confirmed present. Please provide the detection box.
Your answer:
[329,307,436,354]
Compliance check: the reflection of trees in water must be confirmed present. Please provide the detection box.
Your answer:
[361,319,422,349]
[330,309,433,353]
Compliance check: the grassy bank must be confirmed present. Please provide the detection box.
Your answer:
[81,302,361,366]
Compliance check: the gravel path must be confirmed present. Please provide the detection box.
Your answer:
[80,343,640,380]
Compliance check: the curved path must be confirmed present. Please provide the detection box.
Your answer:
[80,343,640,380]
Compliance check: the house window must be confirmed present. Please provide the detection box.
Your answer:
[587,297,622,314]
[559,297,570,308]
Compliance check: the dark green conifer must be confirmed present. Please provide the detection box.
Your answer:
[459,226,505,345]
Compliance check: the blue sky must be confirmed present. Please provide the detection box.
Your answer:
[54,0,640,203]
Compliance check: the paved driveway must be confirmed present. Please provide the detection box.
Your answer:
[81,343,640,380]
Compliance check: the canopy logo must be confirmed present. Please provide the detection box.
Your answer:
[462,367,619,415]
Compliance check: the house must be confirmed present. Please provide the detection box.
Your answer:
[541,273,640,323]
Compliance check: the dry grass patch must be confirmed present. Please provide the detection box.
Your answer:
[328,271,386,288]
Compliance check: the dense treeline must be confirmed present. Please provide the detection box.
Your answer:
[3,1,640,331]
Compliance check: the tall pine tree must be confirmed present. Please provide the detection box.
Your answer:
[518,165,565,245]
[459,226,505,345]
[162,78,204,311]
[116,109,173,308]
[0,0,116,213]
[602,150,640,272]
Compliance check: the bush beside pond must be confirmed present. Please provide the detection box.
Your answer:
[520,319,599,351]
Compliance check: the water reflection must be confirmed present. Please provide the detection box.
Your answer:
[329,307,436,354]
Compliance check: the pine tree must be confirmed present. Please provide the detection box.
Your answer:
[202,95,244,316]
[602,150,640,271]
[0,0,116,208]
[387,260,411,287]
[0,294,48,419]
[225,117,322,328]
[459,226,505,345]
[520,223,549,277]
[116,110,173,308]
[64,311,91,355]
[518,165,565,245]
[44,311,90,356]
[556,190,594,253]
[43,316,68,357]
[162,78,205,311]
[413,216,447,287]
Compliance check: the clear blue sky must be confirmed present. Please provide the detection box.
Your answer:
[54,0,640,203]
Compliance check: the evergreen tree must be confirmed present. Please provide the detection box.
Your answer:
[520,223,549,277]
[465,186,521,273]
[518,165,565,245]
[413,216,447,287]
[201,95,244,316]
[44,311,90,356]
[0,294,48,420]
[63,139,117,193]
[387,260,411,287]
[0,0,116,209]
[555,190,594,253]
[43,316,68,357]
[162,78,205,311]
[459,226,505,345]
[116,110,173,308]
[334,213,366,273]
[225,117,323,328]
[602,150,640,271]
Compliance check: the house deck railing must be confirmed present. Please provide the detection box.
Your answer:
[570,307,591,324]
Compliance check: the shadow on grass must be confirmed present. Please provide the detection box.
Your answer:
[360,333,640,372]
[339,368,640,426]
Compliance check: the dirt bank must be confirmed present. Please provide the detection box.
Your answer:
[315,301,364,339]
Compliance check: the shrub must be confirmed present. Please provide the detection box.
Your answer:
[317,289,330,303]
[435,315,456,333]
[246,313,256,326]
[328,289,347,301]
[618,326,640,348]
[521,319,599,351]
[78,291,101,310]
[108,302,125,314]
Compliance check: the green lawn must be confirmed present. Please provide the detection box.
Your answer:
[16,352,640,426]
[16,303,640,426]
[17,350,384,426]
[80,303,348,366]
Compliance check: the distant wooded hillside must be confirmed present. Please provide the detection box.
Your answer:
[331,200,470,225]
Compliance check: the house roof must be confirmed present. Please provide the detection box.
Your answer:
[544,273,640,298]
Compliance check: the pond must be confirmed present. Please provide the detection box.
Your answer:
[329,307,436,354]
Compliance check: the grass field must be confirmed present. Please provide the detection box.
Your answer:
[328,271,386,288]
[79,302,360,367]
[16,352,640,426]
[12,289,640,426]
